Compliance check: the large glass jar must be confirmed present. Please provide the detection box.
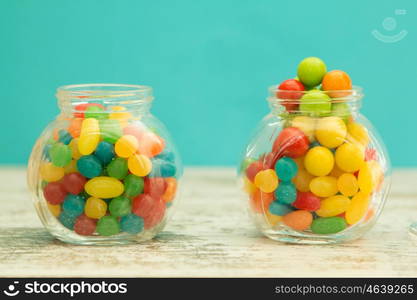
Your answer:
[238,86,391,244]
[27,84,182,245]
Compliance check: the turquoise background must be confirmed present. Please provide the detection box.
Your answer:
[1,0,415,166]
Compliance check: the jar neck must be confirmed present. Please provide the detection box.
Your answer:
[56,84,153,117]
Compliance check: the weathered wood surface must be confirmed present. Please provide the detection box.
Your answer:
[0,167,417,277]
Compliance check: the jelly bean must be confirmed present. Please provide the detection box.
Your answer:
[68,118,83,138]
[128,154,152,176]
[250,190,274,213]
[304,146,334,176]
[94,141,115,165]
[292,168,314,192]
[337,173,359,197]
[107,157,128,179]
[43,182,67,205]
[84,196,107,219]
[283,210,313,231]
[347,122,369,147]
[311,216,347,234]
[331,103,351,121]
[62,194,85,217]
[345,191,370,225]
[49,143,72,167]
[84,176,124,198]
[96,216,120,236]
[297,57,327,87]
[120,213,144,234]
[277,79,305,111]
[47,202,61,217]
[275,181,297,204]
[109,196,131,217]
[59,211,76,230]
[245,161,264,182]
[335,143,364,173]
[265,211,282,226]
[124,174,144,197]
[358,160,383,194]
[115,135,139,158]
[292,191,320,211]
[290,116,316,141]
[137,131,165,157]
[74,103,105,118]
[272,127,309,158]
[62,172,87,195]
[162,177,177,203]
[309,176,338,198]
[85,105,108,120]
[77,155,103,178]
[109,106,133,127]
[99,119,122,144]
[316,195,350,217]
[58,129,72,145]
[74,214,96,236]
[315,116,347,148]
[69,138,82,159]
[299,90,331,117]
[64,160,78,174]
[269,201,294,216]
[132,194,161,219]
[78,118,100,155]
[149,159,177,178]
[254,169,279,193]
[143,200,166,229]
[144,177,167,198]
[155,150,175,163]
[40,162,65,182]
[275,157,298,181]
[321,70,352,98]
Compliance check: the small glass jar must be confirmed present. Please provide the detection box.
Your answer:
[27,84,182,245]
[238,86,391,244]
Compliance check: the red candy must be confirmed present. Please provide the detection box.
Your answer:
[73,103,105,118]
[62,173,87,195]
[74,214,96,236]
[272,127,309,158]
[277,79,305,111]
[292,191,321,211]
[143,200,166,229]
[132,193,166,229]
[43,182,67,205]
[144,177,167,198]
[245,161,264,182]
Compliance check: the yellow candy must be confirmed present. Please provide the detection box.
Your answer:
[128,154,152,176]
[69,138,82,159]
[335,143,364,173]
[115,135,139,158]
[265,211,282,226]
[85,176,124,198]
[309,176,338,197]
[316,195,351,217]
[291,116,316,142]
[347,122,369,147]
[64,159,78,174]
[109,106,133,127]
[243,176,257,195]
[345,191,370,225]
[358,160,383,194]
[254,169,279,193]
[337,173,359,197]
[293,168,314,192]
[84,197,107,219]
[304,146,334,176]
[47,202,61,217]
[40,162,65,182]
[78,118,100,155]
[315,116,347,148]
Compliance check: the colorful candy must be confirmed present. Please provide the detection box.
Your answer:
[337,173,359,197]
[297,57,327,87]
[304,146,334,176]
[78,118,100,155]
[345,191,370,225]
[77,155,103,178]
[124,174,144,197]
[309,176,338,197]
[254,169,279,193]
[107,157,128,179]
[290,116,316,142]
[120,214,144,234]
[269,201,293,216]
[94,141,115,165]
[62,172,87,195]
[74,215,96,236]
[43,182,66,205]
[292,191,320,211]
[322,70,352,98]
[311,217,347,234]
[109,196,131,217]
[299,90,331,117]
[115,135,139,158]
[335,143,364,172]
[40,162,65,182]
[272,127,309,158]
[96,216,120,236]
[62,194,85,218]
[128,154,152,176]
[84,176,124,198]
[275,157,298,181]
[49,143,72,167]
[276,79,305,111]
[316,195,351,217]
[275,181,296,204]
[283,210,313,231]
[315,116,347,148]
[84,197,107,219]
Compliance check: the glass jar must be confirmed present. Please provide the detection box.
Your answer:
[27,84,182,245]
[238,86,391,244]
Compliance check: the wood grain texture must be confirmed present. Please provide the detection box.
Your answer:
[0,167,417,277]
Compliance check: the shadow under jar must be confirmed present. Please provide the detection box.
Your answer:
[238,86,391,244]
[27,84,182,245]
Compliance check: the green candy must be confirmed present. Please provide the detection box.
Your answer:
[107,157,128,179]
[297,57,327,88]
[96,216,120,236]
[48,143,72,167]
[124,174,144,197]
[85,106,108,120]
[311,217,347,234]
[331,102,351,122]
[99,119,122,144]
[299,90,331,117]
[109,196,131,217]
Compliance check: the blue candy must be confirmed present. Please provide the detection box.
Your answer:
[58,129,72,145]
[95,141,115,165]
[269,201,294,216]
[62,194,85,217]
[59,211,76,229]
[120,213,144,234]
[149,159,177,177]
[275,182,297,204]
[155,150,175,163]
[275,157,298,181]
[77,155,103,178]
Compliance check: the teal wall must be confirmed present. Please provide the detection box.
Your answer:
[1,0,416,166]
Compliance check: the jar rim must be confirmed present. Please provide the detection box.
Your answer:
[57,83,152,96]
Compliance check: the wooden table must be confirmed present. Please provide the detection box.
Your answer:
[0,167,417,277]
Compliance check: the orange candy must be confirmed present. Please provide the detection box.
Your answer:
[162,177,178,203]
[250,190,274,213]
[137,131,165,157]
[322,70,352,98]
[68,118,83,138]
[282,210,313,231]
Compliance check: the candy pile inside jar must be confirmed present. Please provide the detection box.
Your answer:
[242,57,384,235]
[40,103,178,237]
